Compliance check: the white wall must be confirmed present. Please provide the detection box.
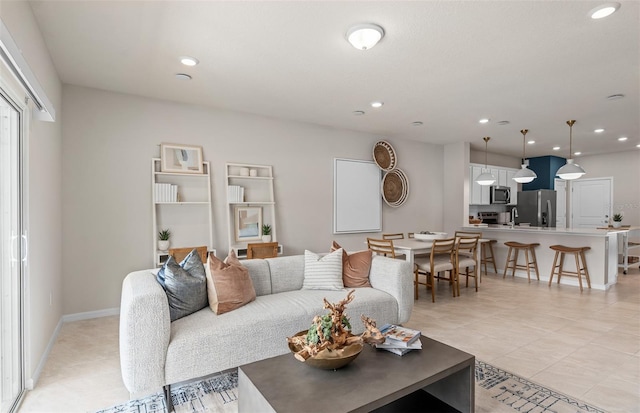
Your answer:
[61,85,444,314]
[470,148,521,169]
[577,151,640,226]
[1,2,63,387]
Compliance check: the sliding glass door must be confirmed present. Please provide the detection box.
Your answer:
[0,89,24,412]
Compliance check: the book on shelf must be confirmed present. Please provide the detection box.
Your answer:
[379,324,421,347]
[154,183,178,203]
[227,185,244,203]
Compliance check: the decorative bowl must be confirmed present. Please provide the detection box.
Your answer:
[414,232,448,241]
[288,331,363,370]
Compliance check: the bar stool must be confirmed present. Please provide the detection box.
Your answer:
[481,239,498,276]
[548,245,591,292]
[503,242,540,282]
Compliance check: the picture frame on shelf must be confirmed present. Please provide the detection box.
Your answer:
[235,206,262,242]
[160,143,204,174]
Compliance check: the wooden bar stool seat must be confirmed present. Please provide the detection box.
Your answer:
[503,242,540,282]
[548,245,591,292]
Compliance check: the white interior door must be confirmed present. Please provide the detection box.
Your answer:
[571,178,613,228]
[555,179,567,228]
[0,89,24,413]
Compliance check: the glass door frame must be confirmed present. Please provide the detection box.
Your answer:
[0,80,27,413]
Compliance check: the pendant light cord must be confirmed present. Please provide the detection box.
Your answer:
[567,120,576,159]
[483,136,490,168]
[520,129,528,161]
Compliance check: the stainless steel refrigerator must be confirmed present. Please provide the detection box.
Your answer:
[516,189,557,227]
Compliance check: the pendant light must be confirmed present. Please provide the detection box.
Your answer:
[512,129,537,183]
[476,137,496,186]
[556,120,586,180]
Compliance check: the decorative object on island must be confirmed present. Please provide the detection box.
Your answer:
[372,140,397,171]
[612,213,623,228]
[160,143,204,174]
[261,224,272,242]
[556,120,586,180]
[381,168,409,207]
[512,129,537,183]
[234,206,262,242]
[475,137,496,186]
[287,290,385,370]
[158,229,171,251]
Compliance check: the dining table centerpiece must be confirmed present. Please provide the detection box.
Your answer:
[287,290,385,369]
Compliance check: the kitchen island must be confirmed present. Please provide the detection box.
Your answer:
[462,225,628,290]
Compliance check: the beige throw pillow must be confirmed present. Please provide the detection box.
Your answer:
[205,250,256,315]
[331,241,372,288]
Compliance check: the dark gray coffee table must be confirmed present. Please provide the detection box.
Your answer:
[238,336,475,413]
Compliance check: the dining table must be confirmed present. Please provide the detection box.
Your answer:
[391,237,491,268]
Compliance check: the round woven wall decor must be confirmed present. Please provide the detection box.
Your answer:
[373,140,397,171]
[381,168,409,207]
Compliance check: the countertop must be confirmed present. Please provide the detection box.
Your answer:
[463,224,636,236]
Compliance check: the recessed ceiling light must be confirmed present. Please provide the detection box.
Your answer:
[175,73,192,81]
[346,24,384,50]
[371,101,383,108]
[553,146,561,151]
[353,110,365,116]
[618,137,628,141]
[607,94,625,100]
[594,128,605,133]
[527,140,535,145]
[574,151,582,156]
[180,56,199,66]
[478,118,490,124]
[411,121,423,126]
[497,120,510,126]
[589,2,620,19]
[637,144,640,148]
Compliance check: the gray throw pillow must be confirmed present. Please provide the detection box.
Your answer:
[157,249,208,321]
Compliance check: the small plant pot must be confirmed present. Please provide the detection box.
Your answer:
[612,221,622,228]
[261,235,272,243]
[158,240,170,251]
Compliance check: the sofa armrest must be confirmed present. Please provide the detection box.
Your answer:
[119,270,171,395]
[368,256,414,324]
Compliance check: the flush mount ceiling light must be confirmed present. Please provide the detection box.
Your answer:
[553,146,561,151]
[618,136,628,141]
[175,73,192,81]
[556,120,586,180]
[180,56,199,66]
[476,137,496,186]
[589,2,620,19]
[371,101,384,108]
[594,128,605,133]
[478,118,490,124]
[513,129,537,184]
[346,24,384,50]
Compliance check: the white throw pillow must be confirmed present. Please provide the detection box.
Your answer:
[302,248,344,290]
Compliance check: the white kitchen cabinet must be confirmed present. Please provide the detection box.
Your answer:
[470,165,490,205]
[225,163,280,258]
[151,158,213,266]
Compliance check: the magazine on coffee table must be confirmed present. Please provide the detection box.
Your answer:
[375,338,422,356]
[379,324,421,347]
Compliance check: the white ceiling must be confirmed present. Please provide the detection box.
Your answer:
[28,0,639,158]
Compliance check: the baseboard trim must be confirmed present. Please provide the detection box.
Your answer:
[62,307,120,323]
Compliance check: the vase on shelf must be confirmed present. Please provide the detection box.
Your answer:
[261,235,272,243]
[612,221,622,228]
[158,240,170,251]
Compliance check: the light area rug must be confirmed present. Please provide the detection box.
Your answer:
[98,361,606,413]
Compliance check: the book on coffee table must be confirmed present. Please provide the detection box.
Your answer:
[375,338,422,356]
[379,324,421,347]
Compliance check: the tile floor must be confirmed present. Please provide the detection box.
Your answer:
[17,266,640,413]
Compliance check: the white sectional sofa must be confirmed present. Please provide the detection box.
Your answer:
[119,254,413,398]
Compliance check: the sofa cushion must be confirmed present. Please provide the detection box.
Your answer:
[302,249,344,290]
[267,255,305,294]
[205,251,256,315]
[331,241,373,288]
[241,258,272,296]
[156,251,208,322]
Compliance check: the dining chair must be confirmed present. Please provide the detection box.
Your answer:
[367,238,396,258]
[169,246,208,264]
[382,233,405,240]
[454,230,497,280]
[247,242,279,259]
[456,235,480,293]
[414,237,457,302]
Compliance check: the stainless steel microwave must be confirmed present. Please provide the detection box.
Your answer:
[490,186,511,204]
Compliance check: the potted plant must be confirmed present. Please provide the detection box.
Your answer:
[261,224,272,242]
[158,229,171,251]
[612,213,623,228]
